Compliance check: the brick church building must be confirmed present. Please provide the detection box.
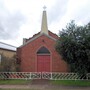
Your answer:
[17,8,68,72]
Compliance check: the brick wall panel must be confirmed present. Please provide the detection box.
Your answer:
[17,35,68,72]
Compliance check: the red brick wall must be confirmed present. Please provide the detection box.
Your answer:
[17,34,68,72]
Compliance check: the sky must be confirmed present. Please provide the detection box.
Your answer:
[0,0,90,47]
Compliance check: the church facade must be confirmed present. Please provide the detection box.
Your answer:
[17,9,68,72]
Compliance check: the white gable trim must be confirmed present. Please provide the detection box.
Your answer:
[19,33,57,48]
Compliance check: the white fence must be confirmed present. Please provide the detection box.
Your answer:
[0,72,41,80]
[0,72,90,80]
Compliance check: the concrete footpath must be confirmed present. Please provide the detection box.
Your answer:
[0,85,90,90]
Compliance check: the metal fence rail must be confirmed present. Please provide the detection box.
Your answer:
[0,72,41,79]
[51,72,89,80]
[0,72,90,80]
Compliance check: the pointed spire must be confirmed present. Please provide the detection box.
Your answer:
[41,6,48,35]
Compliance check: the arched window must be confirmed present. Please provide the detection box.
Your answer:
[37,46,50,54]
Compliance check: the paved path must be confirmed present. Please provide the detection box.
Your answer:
[0,85,90,90]
[31,79,50,85]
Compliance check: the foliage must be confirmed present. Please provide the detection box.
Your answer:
[56,20,90,76]
[0,54,19,72]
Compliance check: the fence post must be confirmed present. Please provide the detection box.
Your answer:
[86,73,88,80]
[29,72,31,79]
[50,72,52,80]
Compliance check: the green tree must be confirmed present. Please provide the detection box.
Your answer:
[56,21,90,77]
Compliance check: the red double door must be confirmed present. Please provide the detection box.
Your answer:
[37,55,50,72]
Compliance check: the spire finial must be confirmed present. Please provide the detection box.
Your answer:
[43,5,47,11]
[41,6,48,35]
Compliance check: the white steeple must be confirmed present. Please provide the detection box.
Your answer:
[41,6,48,35]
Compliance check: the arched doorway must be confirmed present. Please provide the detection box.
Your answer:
[37,46,51,72]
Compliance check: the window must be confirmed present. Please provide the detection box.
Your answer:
[37,46,50,54]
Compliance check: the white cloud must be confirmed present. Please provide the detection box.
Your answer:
[0,0,90,46]
[60,0,90,25]
[51,0,90,31]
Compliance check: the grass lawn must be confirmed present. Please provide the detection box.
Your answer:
[0,79,90,87]
[0,79,31,85]
[51,80,90,86]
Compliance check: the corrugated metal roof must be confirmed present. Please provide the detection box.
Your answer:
[0,42,16,51]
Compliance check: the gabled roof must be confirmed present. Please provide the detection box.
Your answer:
[0,42,16,51]
[26,30,58,42]
[19,33,57,48]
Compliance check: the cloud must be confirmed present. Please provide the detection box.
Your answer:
[60,0,90,26]
[0,0,90,46]
[0,0,26,40]
[48,0,68,24]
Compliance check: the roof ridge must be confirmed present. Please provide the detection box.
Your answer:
[0,42,17,48]
[19,33,56,48]
[48,30,58,36]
